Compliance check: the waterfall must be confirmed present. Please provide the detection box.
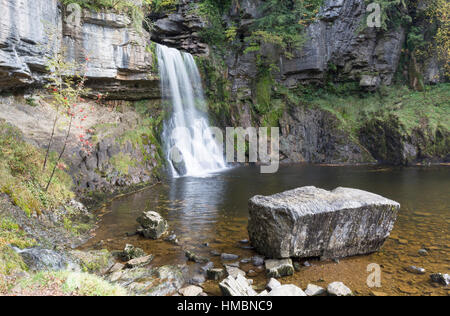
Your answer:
[157,44,227,177]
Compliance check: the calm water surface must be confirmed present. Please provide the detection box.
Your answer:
[84,165,449,296]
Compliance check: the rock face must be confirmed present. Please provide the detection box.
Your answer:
[0,0,158,99]
[137,211,168,239]
[149,0,209,55]
[248,186,400,259]
[279,106,374,164]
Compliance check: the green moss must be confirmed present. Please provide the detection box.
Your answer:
[0,120,74,215]
[0,246,28,276]
[110,153,136,176]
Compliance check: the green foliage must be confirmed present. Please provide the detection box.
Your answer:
[194,0,232,51]
[110,153,136,176]
[0,121,74,216]
[245,0,323,56]
[298,83,450,136]
[364,0,409,31]
[12,271,127,296]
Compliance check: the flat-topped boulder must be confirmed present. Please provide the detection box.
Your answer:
[248,186,400,259]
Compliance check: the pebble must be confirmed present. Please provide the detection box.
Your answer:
[418,249,428,256]
[221,253,239,261]
[404,266,426,275]
[252,256,265,266]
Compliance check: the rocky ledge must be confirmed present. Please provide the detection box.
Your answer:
[248,186,400,259]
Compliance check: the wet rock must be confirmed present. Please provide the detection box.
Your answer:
[305,284,326,296]
[327,282,353,296]
[266,278,281,291]
[185,250,209,264]
[225,266,246,278]
[108,263,125,274]
[137,211,168,239]
[170,147,187,176]
[221,253,239,261]
[179,285,203,297]
[240,258,251,264]
[201,262,214,273]
[268,285,306,296]
[210,250,221,257]
[252,256,265,266]
[119,244,146,261]
[15,247,79,272]
[405,266,426,275]
[164,234,179,245]
[418,249,428,256]
[219,274,257,296]
[303,261,312,268]
[188,274,206,285]
[207,268,225,281]
[69,249,115,274]
[107,265,185,296]
[125,255,154,269]
[248,186,400,259]
[265,259,294,278]
[240,239,249,244]
[430,273,449,286]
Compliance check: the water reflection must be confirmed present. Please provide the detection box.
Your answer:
[84,165,449,296]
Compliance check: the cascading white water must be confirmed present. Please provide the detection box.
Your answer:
[157,44,227,177]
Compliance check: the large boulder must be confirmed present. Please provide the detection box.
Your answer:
[248,186,400,259]
[137,211,168,239]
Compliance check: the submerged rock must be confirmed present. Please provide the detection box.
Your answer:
[118,244,146,261]
[221,253,239,261]
[219,274,257,296]
[265,259,294,278]
[69,249,115,274]
[268,285,306,296]
[405,266,426,275]
[185,250,209,263]
[430,273,449,286]
[248,186,400,259]
[125,255,154,269]
[207,268,225,281]
[327,282,353,296]
[137,211,168,239]
[252,256,265,267]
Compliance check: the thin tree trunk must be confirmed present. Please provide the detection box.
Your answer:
[45,115,73,192]
[43,108,59,171]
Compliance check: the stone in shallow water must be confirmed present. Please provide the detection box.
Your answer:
[265,259,294,278]
[137,211,168,239]
[405,266,426,275]
[268,285,306,296]
[219,274,257,296]
[125,255,154,269]
[185,250,209,264]
[252,256,265,266]
[207,268,225,281]
[119,244,146,261]
[221,253,239,261]
[430,273,449,286]
[305,284,326,296]
[327,282,352,296]
[248,186,400,259]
